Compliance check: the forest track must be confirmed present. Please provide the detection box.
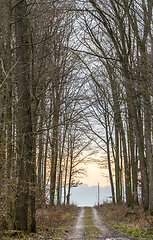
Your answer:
[65,207,130,240]
[91,207,130,240]
[66,207,85,240]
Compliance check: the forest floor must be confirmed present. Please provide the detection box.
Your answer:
[1,203,153,239]
[96,203,153,239]
[0,204,79,240]
[28,204,79,239]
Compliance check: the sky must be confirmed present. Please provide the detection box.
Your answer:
[82,163,110,188]
[70,184,112,207]
[47,163,113,206]
[69,163,112,206]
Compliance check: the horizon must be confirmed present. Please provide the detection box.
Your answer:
[46,183,112,207]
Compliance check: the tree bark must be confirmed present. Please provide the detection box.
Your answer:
[67,136,73,205]
[104,106,115,203]
[50,81,60,206]
[5,0,13,228]
[15,0,34,231]
[0,0,6,216]
[64,137,69,205]
[57,124,68,205]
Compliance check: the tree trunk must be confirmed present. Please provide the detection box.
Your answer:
[120,124,131,207]
[64,137,69,205]
[38,99,44,192]
[128,107,138,204]
[15,0,33,231]
[29,134,36,232]
[67,135,74,205]
[5,0,13,229]
[29,31,37,232]
[44,128,49,189]
[131,100,149,210]
[140,46,153,212]
[50,83,60,206]
[0,0,6,215]
[115,123,121,203]
[57,125,67,205]
[104,110,115,203]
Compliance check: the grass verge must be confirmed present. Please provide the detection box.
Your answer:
[84,207,101,239]
[96,203,153,239]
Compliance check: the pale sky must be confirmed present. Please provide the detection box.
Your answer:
[82,163,110,187]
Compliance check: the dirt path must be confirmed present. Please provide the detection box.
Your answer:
[66,207,85,240]
[65,207,130,240]
[91,207,130,240]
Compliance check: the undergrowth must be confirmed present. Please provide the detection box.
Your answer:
[0,204,79,239]
[97,203,153,239]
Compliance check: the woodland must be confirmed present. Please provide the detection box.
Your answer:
[0,0,153,234]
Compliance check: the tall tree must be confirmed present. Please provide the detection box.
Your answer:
[14,0,35,231]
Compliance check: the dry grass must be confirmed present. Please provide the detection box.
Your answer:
[84,207,101,239]
[96,203,153,238]
[29,204,79,239]
[0,204,79,240]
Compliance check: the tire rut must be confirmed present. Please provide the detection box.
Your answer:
[65,207,85,240]
[91,207,130,240]
[65,207,130,240]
